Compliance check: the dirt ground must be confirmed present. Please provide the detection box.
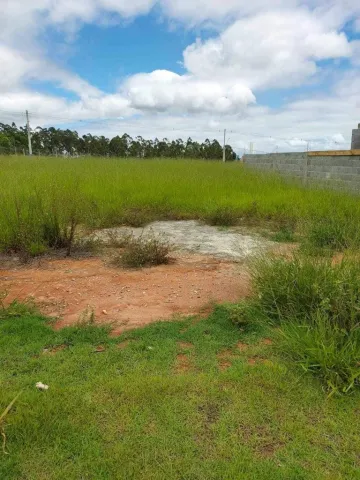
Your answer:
[0,253,250,335]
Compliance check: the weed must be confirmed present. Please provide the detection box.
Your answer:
[0,292,38,320]
[271,227,296,243]
[278,311,360,395]
[77,305,96,325]
[252,254,360,331]
[304,216,360,251]
[113,232,171,268]
[252,254,360,393]
[120,207,156,227]
[105,230,133,248]
[27,242,48,257]
[206,206,238,226]
[224,302,266,328]
[71,236,103,255]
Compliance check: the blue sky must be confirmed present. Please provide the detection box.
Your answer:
[1,1,360,152]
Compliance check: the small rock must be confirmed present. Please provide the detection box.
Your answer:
[102,309,108,315]
[36,382,49,391]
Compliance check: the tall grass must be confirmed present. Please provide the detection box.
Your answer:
[251,254,360,393]
[1,156,360,254]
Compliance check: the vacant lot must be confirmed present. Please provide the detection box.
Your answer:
[1,156,360,479]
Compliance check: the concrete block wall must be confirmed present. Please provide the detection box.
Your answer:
[352,124,360,150]
[243,152,360,191]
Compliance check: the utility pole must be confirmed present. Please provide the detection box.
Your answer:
[26,110,32,156]
[223,129,226,162]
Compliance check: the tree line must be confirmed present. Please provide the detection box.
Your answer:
[0,122,237,160]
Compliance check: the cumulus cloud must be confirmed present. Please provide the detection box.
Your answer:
[0,89,133,123]
[184,9,352,89]
[71,72,360,154]
[0,0,360,132]
[2,1,359,42]
[122,70,255,114]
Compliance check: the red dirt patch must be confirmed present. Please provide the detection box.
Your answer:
[262,338,273,346]
[94,345,106,353]
[178,342,194,350]
[117,340,131,350]
[175,354,191,373]
[0,253,249,335]
[217,350,234,371]
[239,423,285,458]
[237,341,249,352]
[247,356,269,366]
[257,441,285,458]
[218,359,232,371]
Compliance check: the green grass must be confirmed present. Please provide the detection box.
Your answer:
[1,305,360,479]
[250,254,360,393]
[252,254,360,328]
[1,155,360,255]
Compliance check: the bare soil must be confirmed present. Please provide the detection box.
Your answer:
[0,252,250,335]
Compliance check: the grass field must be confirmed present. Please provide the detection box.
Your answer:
[1,305,360,480]
[2,155,360,478]
[1,156,360,255]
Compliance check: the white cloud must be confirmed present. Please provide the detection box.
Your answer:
[0,89,133,123]
[122,70,255,114]
[0,46,33,91]
[184,9,352,89]
[2,1,359,41]
[0,44,102,99]
[351,40,360,65]
[332,133,346,144]
[69,69,360,154]
[47,0,156,24]
[0,0,360,141]
[160,0,293,24]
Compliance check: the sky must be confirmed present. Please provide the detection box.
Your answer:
[1,0,360,154]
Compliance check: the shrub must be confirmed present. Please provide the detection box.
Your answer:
[278,311,360,395]
[114,233,171,268]
[105,230,133,248]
